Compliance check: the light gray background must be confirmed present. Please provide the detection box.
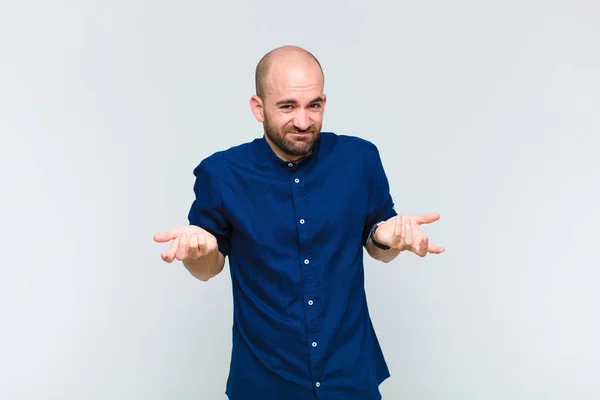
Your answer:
[1,0,599,399]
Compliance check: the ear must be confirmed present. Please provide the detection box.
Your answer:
[250,95,265,123]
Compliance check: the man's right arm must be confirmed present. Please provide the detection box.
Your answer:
[154,159,232,281]
[154,226,227,282]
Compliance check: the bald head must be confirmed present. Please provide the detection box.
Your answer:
[255,46,324,99]
[249,46,326,161]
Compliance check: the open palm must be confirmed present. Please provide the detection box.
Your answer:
[374,213,445,257]
[153,225,217,263]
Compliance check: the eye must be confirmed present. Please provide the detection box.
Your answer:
[310,103,321,108]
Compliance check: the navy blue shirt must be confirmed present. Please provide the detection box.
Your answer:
[187,132,397,400]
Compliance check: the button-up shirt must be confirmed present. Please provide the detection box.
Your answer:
[187,131,397,400]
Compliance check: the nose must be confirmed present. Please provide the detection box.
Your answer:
[292,110,311,131]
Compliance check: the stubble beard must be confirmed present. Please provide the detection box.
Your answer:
[263,116,321,158]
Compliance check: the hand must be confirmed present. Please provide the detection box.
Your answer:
[153,225,218,263]
[373,213,445,257]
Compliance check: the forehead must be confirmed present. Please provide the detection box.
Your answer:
[265,60,323,101]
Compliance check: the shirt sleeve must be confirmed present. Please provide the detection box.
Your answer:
[187,160,232,257]
[362,144,398,245]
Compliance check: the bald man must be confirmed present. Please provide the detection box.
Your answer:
[154,46,444,400]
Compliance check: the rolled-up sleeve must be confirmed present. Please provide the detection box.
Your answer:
[187,160,232,257]
[362,144,397,245]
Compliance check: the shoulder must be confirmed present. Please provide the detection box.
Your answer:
[322,131,383,161]
[192,139,258,177]
[322,132,389,184]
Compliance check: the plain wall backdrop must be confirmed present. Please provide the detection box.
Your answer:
[1,0,599,399]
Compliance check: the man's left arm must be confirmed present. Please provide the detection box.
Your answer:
[365,228,401,263]
[362,144,444,262]
[365,213,445,262]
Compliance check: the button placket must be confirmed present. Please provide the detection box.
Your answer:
[290,169,324,387]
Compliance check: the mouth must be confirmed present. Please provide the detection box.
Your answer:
[288,131,312,136]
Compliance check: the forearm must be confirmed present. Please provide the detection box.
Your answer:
[183,251,226,281]
[365,238,401,263]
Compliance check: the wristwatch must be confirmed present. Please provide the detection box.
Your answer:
[367,221,391,250]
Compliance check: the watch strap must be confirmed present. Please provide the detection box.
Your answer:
[368,221,391,250]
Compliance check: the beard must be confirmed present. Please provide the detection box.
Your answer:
[263,114,321,158]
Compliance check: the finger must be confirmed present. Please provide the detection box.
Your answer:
[415,212,441,225]
[198,234,208,256]
[394,215,402,234]
[175,234,189,261]
[411,225,427,254]
[417,236,429,257]
[404,217,413,249]
[188,233,200,259]
[427,243,446,254]
[393,215,402,241]
[154,231,179,243]
[162,236,180,263]
[400,216,406,247]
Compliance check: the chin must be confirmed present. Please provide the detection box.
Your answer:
[292,144,314,156]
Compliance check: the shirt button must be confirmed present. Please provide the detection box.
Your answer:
[288,163,294,167]
[316,382,321,388]
[312,341,318,347]
[304,259,309,264]
[294,178,300,183]
[300,219,305,224]
[308,300,313,306]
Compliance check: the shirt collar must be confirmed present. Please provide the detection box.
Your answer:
[254,133,321,170]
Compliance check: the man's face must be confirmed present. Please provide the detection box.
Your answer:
[252,60,326,160]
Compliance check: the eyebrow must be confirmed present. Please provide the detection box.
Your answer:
[275,96,324,106]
